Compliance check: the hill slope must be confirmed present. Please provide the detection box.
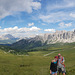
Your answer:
[0,42,75,75]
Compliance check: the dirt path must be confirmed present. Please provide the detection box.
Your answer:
[43,51,58,56]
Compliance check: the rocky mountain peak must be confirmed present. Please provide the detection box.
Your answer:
[33,30,75,44]
[4,34,15,39]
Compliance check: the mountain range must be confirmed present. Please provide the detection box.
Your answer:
[11,30,75,50]
[0,34,19,44]
[39,30,75,44]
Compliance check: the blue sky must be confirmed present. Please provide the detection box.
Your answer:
[0,0,75,37]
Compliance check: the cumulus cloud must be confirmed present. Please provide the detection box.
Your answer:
[39,11,75,23]
[70,13,75,18]
[44,29,55,32]
[28,23,34,26]
[0,26,41,35]
[29,26,41,31]
[38,0,75,24]
[39,12,69,23]
[59,22,72,28]
[0,0,41,19]
[65,23,72,27]
[59,22,65,27]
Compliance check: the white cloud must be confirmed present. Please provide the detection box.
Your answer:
[30,26,41,31]
[0,26,41,35]
[65,23,72,27]
[39,0,75,24]
[0,0,41,19]
[44,29,55,32]
[39,12,70,23]
[39,11,75,23]
[28,23,34,26]
[0,26,41,38]
[59,22,65,27]
[70,13,75,18]
[46,0,75,12]
[59,22,72,28]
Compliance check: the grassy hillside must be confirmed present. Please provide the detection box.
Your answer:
[11,39,43,50]
[0,43,75,75]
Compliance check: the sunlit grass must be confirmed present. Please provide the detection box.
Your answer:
[0,45,75,75]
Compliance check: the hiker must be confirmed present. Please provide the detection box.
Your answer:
[50,56,58,75]
[57,53,66,75]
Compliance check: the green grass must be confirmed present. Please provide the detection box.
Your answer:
[0,45,75,75]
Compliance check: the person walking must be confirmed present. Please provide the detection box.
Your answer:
[57,53,66,75]
[50,56,58,75]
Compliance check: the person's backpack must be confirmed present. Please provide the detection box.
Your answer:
[61,56,65,67]
[57,56,65,67]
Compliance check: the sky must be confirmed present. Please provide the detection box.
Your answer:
[0,0,75,38]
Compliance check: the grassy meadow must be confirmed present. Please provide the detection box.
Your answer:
[0,44,75,75]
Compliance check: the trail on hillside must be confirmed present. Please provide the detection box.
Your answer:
[43,51,58,56]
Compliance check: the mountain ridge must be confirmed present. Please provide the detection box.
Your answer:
[11,30,75,50]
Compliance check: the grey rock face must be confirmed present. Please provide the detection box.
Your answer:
[34,30,75,44]
[10,30,75,49]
